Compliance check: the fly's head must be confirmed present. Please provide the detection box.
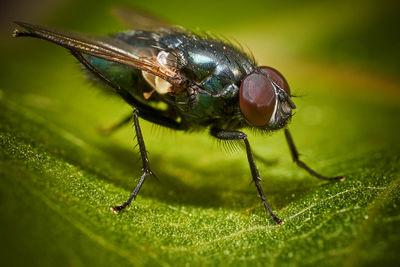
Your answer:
[239,66,296,131]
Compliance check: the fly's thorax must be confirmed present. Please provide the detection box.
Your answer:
[161,37,258,128]
[167,35,255,88]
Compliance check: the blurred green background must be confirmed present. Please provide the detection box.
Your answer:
[0,0,399,266]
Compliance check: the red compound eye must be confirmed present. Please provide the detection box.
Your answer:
[260,66,290,96]
[239,72,276,126]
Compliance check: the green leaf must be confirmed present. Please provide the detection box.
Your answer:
[1,0,399,266]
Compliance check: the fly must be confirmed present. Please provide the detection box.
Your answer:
[13,8,344,225]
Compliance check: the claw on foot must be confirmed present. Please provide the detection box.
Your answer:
[330,176,345,182]
[110,206,125,214]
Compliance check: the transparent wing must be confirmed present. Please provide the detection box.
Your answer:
[112,6,172,31]
[14,22,182,86]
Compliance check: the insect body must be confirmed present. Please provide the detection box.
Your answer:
[13,11,343,225]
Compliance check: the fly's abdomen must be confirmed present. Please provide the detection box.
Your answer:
[82,54,153,103]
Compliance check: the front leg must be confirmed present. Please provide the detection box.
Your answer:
[111,109,154,213]
[211,128,283,225]
[284,128,344,181]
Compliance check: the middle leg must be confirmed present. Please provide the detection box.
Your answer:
[211,128,283,225]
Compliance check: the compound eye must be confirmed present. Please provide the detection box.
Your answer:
[260,66,290,96]
[239,72,276,126]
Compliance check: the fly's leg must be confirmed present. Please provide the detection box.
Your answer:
[73,50,186,211]
[111,109,153,213]
[98,107,181,136]
[211,129,283,225]
[98,114,132,136]
[284,128,344,181]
